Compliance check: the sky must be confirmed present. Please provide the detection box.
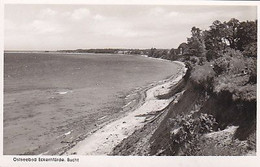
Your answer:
[4,5,257,50]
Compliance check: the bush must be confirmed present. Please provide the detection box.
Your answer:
[169,113,217,155]
[190,62,215,91]
[206,50,219,62]
[212,49,256,101]
[213,56,231,75]
[190,57,198,64]
[243,42,257,58]
[213,49,245,75]
[198,57,206,65]
[246,57,257,84]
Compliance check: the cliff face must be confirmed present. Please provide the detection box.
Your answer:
[112,68,256,156]
[149,78,256,155]
[149,80,202,155]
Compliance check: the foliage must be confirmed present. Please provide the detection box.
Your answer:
[59,48,150,55]
[169,113,217,155]
[213,49,245,75]
[187,18,257,101]
[186,27,206,57]
[190,62,215,91]
[213,74,256,102]
[143,17,257,156]
[148,48,169,58]
[237,20,257,52]
[203,19,256,61]
[243,42,257,58]
[212,49,256,101]
[165,48,178,60]
[204,20,227,60]
[147,18,257,101]
[223,18,240,49]
[148,48,157,57]
[246,57,257,84]
[165,18,257,156]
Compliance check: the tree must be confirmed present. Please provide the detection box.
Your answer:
[243,42,257,58]
[178,43,188,55]
[204,20,227,60]
[222,18,240,49]
[166,48,177,60]
[237,20,257,56]
[204,18,256,60]
[148,48,157,57]
[186,27,206,57]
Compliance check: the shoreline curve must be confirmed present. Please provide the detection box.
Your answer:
[63,60,187,155]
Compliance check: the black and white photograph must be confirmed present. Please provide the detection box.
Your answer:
[0,0,259,166]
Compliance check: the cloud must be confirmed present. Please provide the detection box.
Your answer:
[38,8,57,18]
[101,26,139,38]
[93,14,105,21]
[88,15,146,38]
[31,20,55,33]
[4,5,257,50]
[167,11,179,17]
[21,20,65,34]
[70,8,91,20]
[148,7,166,16]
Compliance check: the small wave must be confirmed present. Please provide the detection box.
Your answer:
[39,150,49,155]
[58,91,68,95]
[122,100,136,108]
[56,90,73,95]
[98,116,107,121]
[64,131,72,136]
[125,93,137,99]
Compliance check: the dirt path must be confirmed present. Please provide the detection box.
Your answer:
[64,61,186,155]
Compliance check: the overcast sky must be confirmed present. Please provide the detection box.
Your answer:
[4,5,257,50]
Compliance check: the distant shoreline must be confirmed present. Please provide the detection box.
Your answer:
[4,50,147,56]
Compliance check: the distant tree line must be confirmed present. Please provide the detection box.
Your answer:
[147,43,188,61]
[59,48,150,55]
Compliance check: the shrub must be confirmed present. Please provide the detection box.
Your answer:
[190,57,198,64]
[212,49,256,101]
[243,42,257,58]
[198,57,206,65]
[190,62,215,91]
[169,113,217,155]
[213,56,231,75]
[213,49,245,75]
[246,57,257,84]
[206,50,219,62]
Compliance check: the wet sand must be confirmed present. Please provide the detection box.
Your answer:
[4,52,181,155]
